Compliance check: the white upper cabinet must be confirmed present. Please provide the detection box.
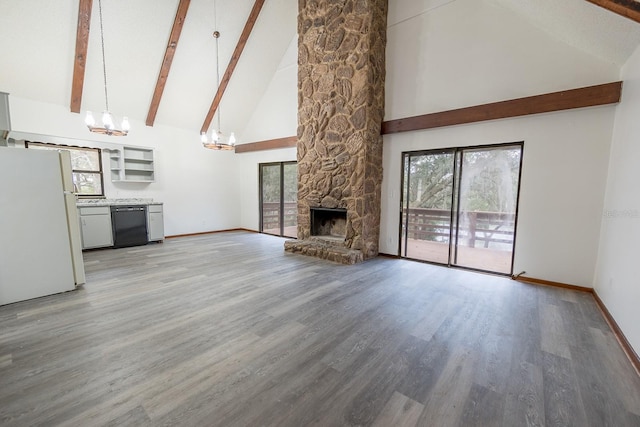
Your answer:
[110,145,155,182]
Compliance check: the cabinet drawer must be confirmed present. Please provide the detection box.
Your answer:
[148,204,163,213]
[79,206,110,215]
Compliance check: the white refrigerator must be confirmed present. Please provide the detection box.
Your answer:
[0,147,85,305]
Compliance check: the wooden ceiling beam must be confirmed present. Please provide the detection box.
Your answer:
[70,0,93,113]
[235,83,622,151]
[234,136,297,153]
[200,0,266,134]
[382,82,623,135]
[146,0,191,127]
[585,0,640,24]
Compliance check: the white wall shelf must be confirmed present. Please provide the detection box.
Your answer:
[110,146,155,182]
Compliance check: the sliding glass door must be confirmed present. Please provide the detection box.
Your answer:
[401,150,455,264]
[453,146,522,272]
[260,162,297,238]
[400,143,523,275]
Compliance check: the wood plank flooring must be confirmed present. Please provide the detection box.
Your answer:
[1,231,640,426]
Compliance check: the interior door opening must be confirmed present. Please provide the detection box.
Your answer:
[400,143,523,275]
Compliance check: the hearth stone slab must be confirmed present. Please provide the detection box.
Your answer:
[284,239,364,265]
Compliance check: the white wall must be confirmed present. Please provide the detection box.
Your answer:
[241,35,298,143]
[381,108,615,287]
[237,148,297,231]
[236,35,298,232]
[386,0,619,121]
[595,44,640,354]
[8,96,240,237]
[381,0,619,286]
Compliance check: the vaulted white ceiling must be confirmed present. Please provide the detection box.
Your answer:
[0,0,639,144]
[0,0,296,141]
[489,0,640,66]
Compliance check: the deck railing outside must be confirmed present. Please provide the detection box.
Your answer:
[262,202,298,233]
[263,205,515,250]
[403,208,516,249]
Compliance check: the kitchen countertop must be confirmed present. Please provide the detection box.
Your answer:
[77,198,162,207]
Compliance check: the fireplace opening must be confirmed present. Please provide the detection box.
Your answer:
[311,207,347,239]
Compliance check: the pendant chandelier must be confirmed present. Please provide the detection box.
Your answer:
[84,0,129,136]
[201,5,235,150]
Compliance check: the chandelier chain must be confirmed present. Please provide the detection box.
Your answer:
[215,33,221,132]
[201,0,234,149]
[84,0,129,136]
[214,0,221,132]
[98,0,109,112]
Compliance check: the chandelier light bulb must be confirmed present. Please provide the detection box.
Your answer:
[229,132,236,145]
[84,111,96,128]
[102,111,114,130]
[121,117,130,133]
[211,129,219,142]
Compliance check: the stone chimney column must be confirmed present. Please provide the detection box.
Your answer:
[288,0,387,263]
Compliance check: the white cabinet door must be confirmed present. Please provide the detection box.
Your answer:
[79,207,113,249]
[147,204,164,242]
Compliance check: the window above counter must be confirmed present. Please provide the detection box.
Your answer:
[25,141,104,197]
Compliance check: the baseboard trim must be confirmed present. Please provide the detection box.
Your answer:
[239,228,259,234]
[378,252,400,259]
[593,291,640,376]
[514,276,593,293]
[166,228,255,239]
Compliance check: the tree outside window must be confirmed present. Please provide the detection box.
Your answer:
[26,141,104,197]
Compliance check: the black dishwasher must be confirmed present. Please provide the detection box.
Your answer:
[111,205,148,248]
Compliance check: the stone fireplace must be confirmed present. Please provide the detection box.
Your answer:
[284,0,387,264]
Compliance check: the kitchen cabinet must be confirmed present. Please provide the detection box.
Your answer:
[78,206,113,249]
[147,204,164,242]
[110,145,154,182]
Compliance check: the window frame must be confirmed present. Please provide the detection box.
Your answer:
[25,141,105,198]
[259,161,298,238]
[399,141,524,276]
